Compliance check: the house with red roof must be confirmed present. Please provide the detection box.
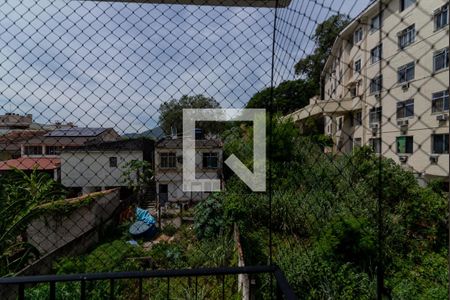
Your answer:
[0,127,120,180]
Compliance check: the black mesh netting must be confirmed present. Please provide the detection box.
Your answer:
[0,0,449,299]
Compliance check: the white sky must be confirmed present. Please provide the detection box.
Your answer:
[0,0,370,134]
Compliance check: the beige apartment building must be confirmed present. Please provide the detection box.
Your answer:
[289,0,449,185]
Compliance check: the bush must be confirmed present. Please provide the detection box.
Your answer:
[161,223,177,236]
[194,194,225,239]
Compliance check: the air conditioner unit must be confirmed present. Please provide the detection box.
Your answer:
[401,83,410,91]
[436,114,448,121]
[397,119,409,127]
[398,155,408,163]
[370,123,379,135]
[429,154,439,163]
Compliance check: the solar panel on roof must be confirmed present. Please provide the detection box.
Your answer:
[45,128,107,137]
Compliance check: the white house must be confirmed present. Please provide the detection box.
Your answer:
[155,135,223,205]
[61,138,155,195]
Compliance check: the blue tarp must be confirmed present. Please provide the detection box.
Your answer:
[135,207,156,225]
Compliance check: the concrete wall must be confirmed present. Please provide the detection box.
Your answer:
[61,150,143,188]
[26,189,120,254]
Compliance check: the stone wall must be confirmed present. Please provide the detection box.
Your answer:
[26,188,120,255]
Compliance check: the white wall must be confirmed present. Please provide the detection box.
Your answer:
[155,147,222,202]
[61,150,143,188]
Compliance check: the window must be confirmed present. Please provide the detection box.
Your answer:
[354,111,362,126]
[432,90,449,113]
[433,48,449,72]
[398,25,415,49]
[109,157,118,168]
[370,138,381,153]
[353,138,362,149]
[400,0,415,11]
[396,136,413,154]
[202,152,218,169]
[160,152,176,168]
[24,146,42,156]
[354,59,361,73]
[369,107,382,124]
[350,85,357,98]
[371,44,382,64]
[432,134,449,154]
[397,62,415,83]
[434,4,449,30]
[45,146,62,155]
[370,75,383,94]
[396,99,414,119]
[371,13,382,31]
[353,28,363,44]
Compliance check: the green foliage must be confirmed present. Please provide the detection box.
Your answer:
[222,116,300,169]
[194,193,225,239]
[0,168,66,275]
[246,79,316,114]
[246,15,354,113]
[388,251,447,299]
[161,223,177,236]
[121,159,153,190]
[158,94,221,134]
[121,159,153,206]
[217,138,448,298]
[37,194,96,216]
[28,240,145,300]
[294,14,350,93]
[275,239,376,300]
[54,240,144,274]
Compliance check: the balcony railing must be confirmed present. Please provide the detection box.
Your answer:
[0,265,297,300]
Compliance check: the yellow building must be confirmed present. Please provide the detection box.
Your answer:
[289,0,449,185]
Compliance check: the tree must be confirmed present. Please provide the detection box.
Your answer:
[294,14,350,93]
[245,15,349,115]
[158,94,221,135]
[121,160,153,207]
[246,79,316,114]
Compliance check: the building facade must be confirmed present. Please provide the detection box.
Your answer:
[0,127,120,181]
[20,127,120,158]
[289,0,449,184]
[155,136,223,205]
[61,138,154,195]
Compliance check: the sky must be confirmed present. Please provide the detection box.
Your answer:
[0,0,370,134]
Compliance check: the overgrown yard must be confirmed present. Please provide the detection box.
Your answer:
[26,214,240,300]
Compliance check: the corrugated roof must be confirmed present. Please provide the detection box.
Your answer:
[45,128,107,137]
[0,157,60,171]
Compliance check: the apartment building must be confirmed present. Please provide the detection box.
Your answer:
[289,0,449,184]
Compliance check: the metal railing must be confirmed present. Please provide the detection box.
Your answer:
[0,265,297,300]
